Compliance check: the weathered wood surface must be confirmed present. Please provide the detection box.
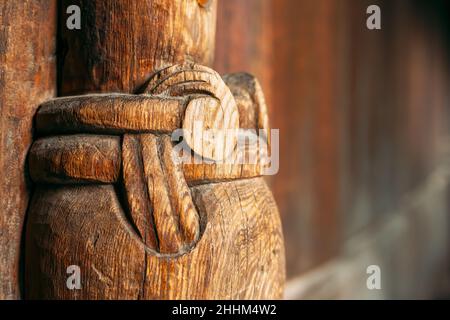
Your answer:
[24,0,285,300]
[28,131,270,185]
[59,0,217,95]
[214,0,273,111]
[122,133,200,254]
[144,64,240,162]
[0,0,57,299]
[25,65,285,299]
[35,94,186,135]
[26,178,284,299]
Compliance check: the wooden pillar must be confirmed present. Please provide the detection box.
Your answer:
[24,0,285,299]
[214,0,273,111]
[58,0,217,95]
[0,1,57,299]
[271,0,341,275]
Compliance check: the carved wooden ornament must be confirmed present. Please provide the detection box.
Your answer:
[25,63,285,299]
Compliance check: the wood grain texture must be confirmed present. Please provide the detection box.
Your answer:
[122,133,200,254]
[121,134,159,251]
[35,94,185,135]
[223,72,270,143]
[27,132,269,186]
[142,63,240,162]
[25,178,285,299]
[214,0,273,111]
[0,0,56,299]
[181,142,269,185]
[27,131,270,186]
[29,135,121,184]
[224,73,268,129]
[58,0,217,95]
[24,0,285,300]
[25,68,285,299]
[29,73,272,185]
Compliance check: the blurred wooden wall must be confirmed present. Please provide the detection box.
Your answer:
[215,0,450,298]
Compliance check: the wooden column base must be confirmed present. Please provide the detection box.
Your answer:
[24,64,285,299]
[25,178,284,299]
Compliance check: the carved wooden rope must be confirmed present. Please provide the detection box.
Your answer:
[29,63,271,255]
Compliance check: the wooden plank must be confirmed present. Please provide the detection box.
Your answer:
[0,0,57,299]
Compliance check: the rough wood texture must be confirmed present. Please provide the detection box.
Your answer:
[59,0,218,95]
[37,63,242,163]
[0,0,56,299]
[25,64,285,299]
[25,178,284,299]
[35,94,186,135]
[122,133,200,254]
[29,71,272,186]
[29,135,121,184]
[269,0,341,276]
[223,73,270,134]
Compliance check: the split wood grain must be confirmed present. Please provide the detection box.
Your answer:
[29,135,121,184]
[144,63,240,162]
[24,0,285,301]
[122,134,199,254]
[35,94,185,135]
[29,72,273,185]
[25,178,285,299]
[121,135,159,251]
[58,0,217,95]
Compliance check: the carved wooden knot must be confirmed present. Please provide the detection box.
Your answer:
[29,63,270,255]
